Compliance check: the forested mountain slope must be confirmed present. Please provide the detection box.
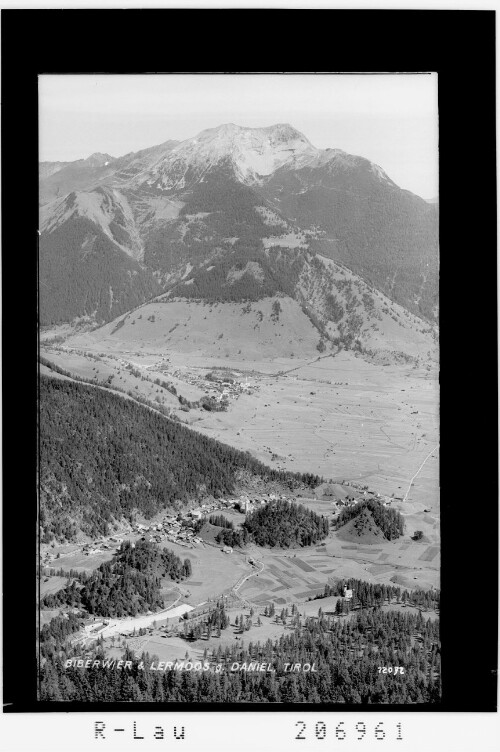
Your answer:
[39,376,321,542]
[39,215,160,325]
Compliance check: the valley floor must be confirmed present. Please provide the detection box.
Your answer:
[40,344,439,509]
[179,351,439,511]
[39,329,439,665]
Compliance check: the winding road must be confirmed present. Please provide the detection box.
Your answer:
[231,558,265,607]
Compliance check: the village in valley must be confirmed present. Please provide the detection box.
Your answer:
[39,327,439,674]
[40,465,439,666]
[41,479,397,565]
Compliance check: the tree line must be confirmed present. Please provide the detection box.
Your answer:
[313,580,440,611]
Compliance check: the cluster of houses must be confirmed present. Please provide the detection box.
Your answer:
[186,492,281,521]
[130,518,202,549]
[115,356,260,407]
[132,492,285,549]
[82,536,124,556]
[332,493,396,511]
[333,496,358,509]
[323,481,400,509]
[169,368,257,404]
[237,493,281,514]
[204,378,256,404]
[41,492,289,565]
[123,494,257,549]
[325,478,401,513]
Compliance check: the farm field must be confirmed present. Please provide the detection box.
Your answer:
[241,523,439,608]
[43,535,253,606]
[184,351,439,510]
[104,635,205,664]
[39,576,68,597]
[99,608,296,665]
[39,608,64,627]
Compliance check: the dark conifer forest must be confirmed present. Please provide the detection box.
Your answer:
[335,499,405,540]
[173,244,307,303]
[39,215,160,325]
[39,605,440,703]
[39,376,321,542]
[243,500,329,547]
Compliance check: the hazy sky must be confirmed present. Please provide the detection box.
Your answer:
[39,73,438,199]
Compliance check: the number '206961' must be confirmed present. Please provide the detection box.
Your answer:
[295,721,403,741]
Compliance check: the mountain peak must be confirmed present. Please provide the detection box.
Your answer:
[197,122,308,138]
[143,122,318,189]
[264,122,308,138]
[85,152,114,166]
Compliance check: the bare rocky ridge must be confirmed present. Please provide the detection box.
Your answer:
[39,123,439,339]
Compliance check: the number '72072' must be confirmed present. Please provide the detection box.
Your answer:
[378,666,405,674]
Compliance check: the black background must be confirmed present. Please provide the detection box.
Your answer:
[1,8,497,713]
